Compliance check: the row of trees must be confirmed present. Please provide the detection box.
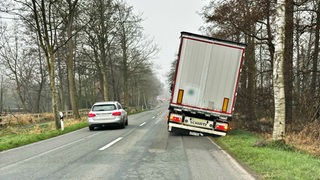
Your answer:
[200,0,320,140]
[0,0,162,129]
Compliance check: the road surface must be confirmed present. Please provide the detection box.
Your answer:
[0,103,255,180]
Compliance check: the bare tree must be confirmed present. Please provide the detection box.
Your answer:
[65,0,80,119]
[33,38,47,113]
[83,0,117,102]
[0,0,162,117]
[82,0,159,107]
[0,24,38,112]
[167,58,177,94]
[114,2,136,107]
[30,0,61,128]
[3,0,86,127]
[114,1,159,107]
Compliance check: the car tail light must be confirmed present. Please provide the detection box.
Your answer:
[215,122,229,131]
[169,113,182,123]
[88,112,96,117]
[112,111,121,116]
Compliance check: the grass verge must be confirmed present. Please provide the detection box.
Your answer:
[0,110,143,152]
[0,118,88,151]
[214,130,320,179]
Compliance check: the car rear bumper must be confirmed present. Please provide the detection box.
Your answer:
[88,118,123,126]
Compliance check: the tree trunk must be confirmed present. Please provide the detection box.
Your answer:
[0,76,3,113]
[58,53,65,111]
[121,28,129,107]
[35,43,45,113]
[311,1,320,93]
[272,0,286,141]
[295,19,301,97]
[246,35,256,121]
[102,69,109,101]
[123,51,129,107]
[30,0,68,129]
[66,3,80,119]
[12,36,28,112]
[284,0,294,124]
[100,45,109,101]
[48,49,61,129]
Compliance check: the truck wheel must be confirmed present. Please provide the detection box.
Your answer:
[168,126,176,135]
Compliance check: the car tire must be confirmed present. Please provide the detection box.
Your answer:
[125,118,128,126]
[89,126,94,131]
[120,120,125,129]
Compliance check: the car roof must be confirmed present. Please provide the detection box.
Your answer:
[92,101,120,106]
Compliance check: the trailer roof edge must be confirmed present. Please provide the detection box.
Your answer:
[181,31,247,47]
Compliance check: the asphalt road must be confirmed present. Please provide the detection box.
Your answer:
[0,103,255,180]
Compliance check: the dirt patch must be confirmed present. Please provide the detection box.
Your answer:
[286,121,320,156]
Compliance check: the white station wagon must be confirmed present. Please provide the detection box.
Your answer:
[88,101,128,130]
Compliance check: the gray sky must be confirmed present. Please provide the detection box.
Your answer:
[125,0,209,87]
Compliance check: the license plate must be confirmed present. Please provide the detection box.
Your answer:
[184,117,214,129]
[189,131,204,136]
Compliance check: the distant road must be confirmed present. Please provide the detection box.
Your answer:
[0,103,255,180]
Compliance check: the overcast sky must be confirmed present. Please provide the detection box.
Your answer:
[125,0,209,87]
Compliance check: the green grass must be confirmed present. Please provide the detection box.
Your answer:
[0,120,88,151]
[214,130,320,180]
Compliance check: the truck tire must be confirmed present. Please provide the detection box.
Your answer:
[168,126,177,135]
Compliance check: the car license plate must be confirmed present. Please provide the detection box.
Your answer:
[184,117,213,129]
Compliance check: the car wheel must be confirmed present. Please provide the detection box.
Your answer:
[120,119,125,129]
[125,118,128,126]
[89,126,94,131]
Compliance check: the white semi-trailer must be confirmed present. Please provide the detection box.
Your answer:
[168,32,246,136]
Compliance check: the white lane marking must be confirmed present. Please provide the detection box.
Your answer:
[99,137,123,151]
[155,117,163,124]
[139,122,146,127]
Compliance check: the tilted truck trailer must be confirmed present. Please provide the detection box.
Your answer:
[168,32,246,136]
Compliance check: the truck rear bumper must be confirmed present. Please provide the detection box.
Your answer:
[168,123,227,136]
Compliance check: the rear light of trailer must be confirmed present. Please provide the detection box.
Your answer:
[88,112,96,117]
[112,111,122,116]
[169,114,182,123]
[215,122,229,132]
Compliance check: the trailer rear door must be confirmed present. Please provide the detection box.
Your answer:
[171,32,246,116]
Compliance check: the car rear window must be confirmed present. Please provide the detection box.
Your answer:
[92,104,116,111]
